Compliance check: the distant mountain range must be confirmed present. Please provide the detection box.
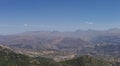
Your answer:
[1,28,120,61]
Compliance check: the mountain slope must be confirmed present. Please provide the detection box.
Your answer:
[59,55,110,66]
[0,45,55,66]
[0,45,120,66]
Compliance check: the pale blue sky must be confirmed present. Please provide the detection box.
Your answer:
[0,0,120,34]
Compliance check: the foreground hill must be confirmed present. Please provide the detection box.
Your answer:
[59,55,110,66]
[0,45,33,66]
[0,45,120,66]
[0,45,55,66]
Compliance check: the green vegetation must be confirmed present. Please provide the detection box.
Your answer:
[59,55,110,66]
[0,47,120,66]
[0,48,31,66]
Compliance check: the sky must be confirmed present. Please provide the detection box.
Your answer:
[0,0,120,34]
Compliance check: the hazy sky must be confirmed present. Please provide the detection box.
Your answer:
[0,0,120,34]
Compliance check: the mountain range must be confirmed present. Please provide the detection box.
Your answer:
[0,28,120,61]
